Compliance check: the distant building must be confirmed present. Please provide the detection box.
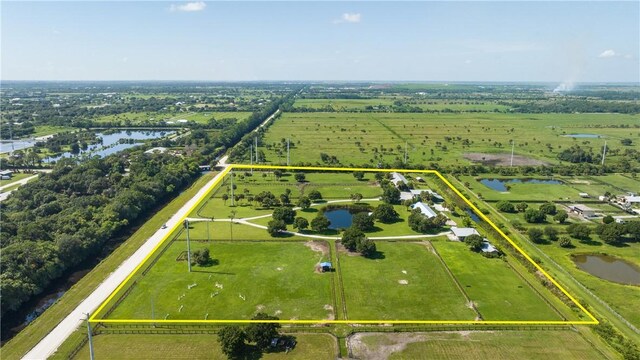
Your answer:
[568,204,596,218]
[451,227,480,240]
[144,147,168,154]
[623,195,640,206]
[579,193,590,198]
[410,202,437,218]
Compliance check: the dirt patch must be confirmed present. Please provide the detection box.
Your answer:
[305,240,329,256]
[349,331,496,360]
[464,152,547,166]
[398,280,409,285]
[336,242,361,256]
[256,304,265,312]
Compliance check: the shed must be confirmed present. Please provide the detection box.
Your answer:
[0,170,14,178]
[480,240,498,254]
[320,262,332,272]
[579,193,590,198]
[451,227,480,240]
[411,202,437,218]
[568,204,596,218]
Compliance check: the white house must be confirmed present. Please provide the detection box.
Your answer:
[410,202,437,218]
[451,227,480,240]
[391,172,408,187]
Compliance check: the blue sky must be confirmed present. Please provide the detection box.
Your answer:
[2,1,638,82]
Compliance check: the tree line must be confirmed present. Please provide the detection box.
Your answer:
[0,152,201,315]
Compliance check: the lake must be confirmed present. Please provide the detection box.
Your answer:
[324,209,353,230]
[572,254,640,285]
[480,178,563,192]
[44,130,174,163]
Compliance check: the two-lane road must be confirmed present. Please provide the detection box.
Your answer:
[23,160,229,359]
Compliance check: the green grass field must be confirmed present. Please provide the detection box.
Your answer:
[433,241,562,321]
[350,330,608,360]
[69,333,337,360]
[93,111,252,125]
[293,98,511,112]
[339,241,475,320]
[260,112,640,167]
[107,241,334,320]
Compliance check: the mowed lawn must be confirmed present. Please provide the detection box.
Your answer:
[339,241,475,320]
[350,331,605,360]
[433,241,561,321]
[71,333,337,360]
[261,112,640,166]
[107,241,333,320]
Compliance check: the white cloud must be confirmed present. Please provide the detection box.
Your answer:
[598,49,616,58]
[335,13,361,24]
[170,1,206,12]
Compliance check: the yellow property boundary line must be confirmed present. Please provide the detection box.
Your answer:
[91,165,598,326]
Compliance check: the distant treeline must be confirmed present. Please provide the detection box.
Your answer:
[504,99,640,114]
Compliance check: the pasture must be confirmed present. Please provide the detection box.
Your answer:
[68,333,338,360]
[339,241,475,320]
[349,330,607,360]
[260,112,640,167]
[107,241,334,321]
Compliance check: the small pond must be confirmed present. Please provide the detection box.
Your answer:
[480,178,563,192]
[562,134,603,138]
[44,130,173,163]
[572,254,640,285]
[324,209,353,230]
[465,209,480,223]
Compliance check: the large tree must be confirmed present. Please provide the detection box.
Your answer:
[272,206,296,224]
[351,212,374,231]
[464,234,484,251]
[373,203,399,223]
[267,219,287,237]
[245,313,281,350]
[218,326,246,360]
[311,215,330,232]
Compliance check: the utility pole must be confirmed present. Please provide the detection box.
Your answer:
[250,143,253,174]
[510,141,515,167]
[287,138,290,166]
[85,313,95,360]
[255,137,258,163]
[185,220,192,272]
[601,141,607,166]
[404,141,408,164]
[230,171,235,206]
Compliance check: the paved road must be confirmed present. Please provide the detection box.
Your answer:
[22,159,229,360]
[0,174,41,202]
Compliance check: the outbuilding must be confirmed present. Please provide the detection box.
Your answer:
[451,227,480,240]
[568,204,596,218]
[320,262,332,272]
[411,202,438,218]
